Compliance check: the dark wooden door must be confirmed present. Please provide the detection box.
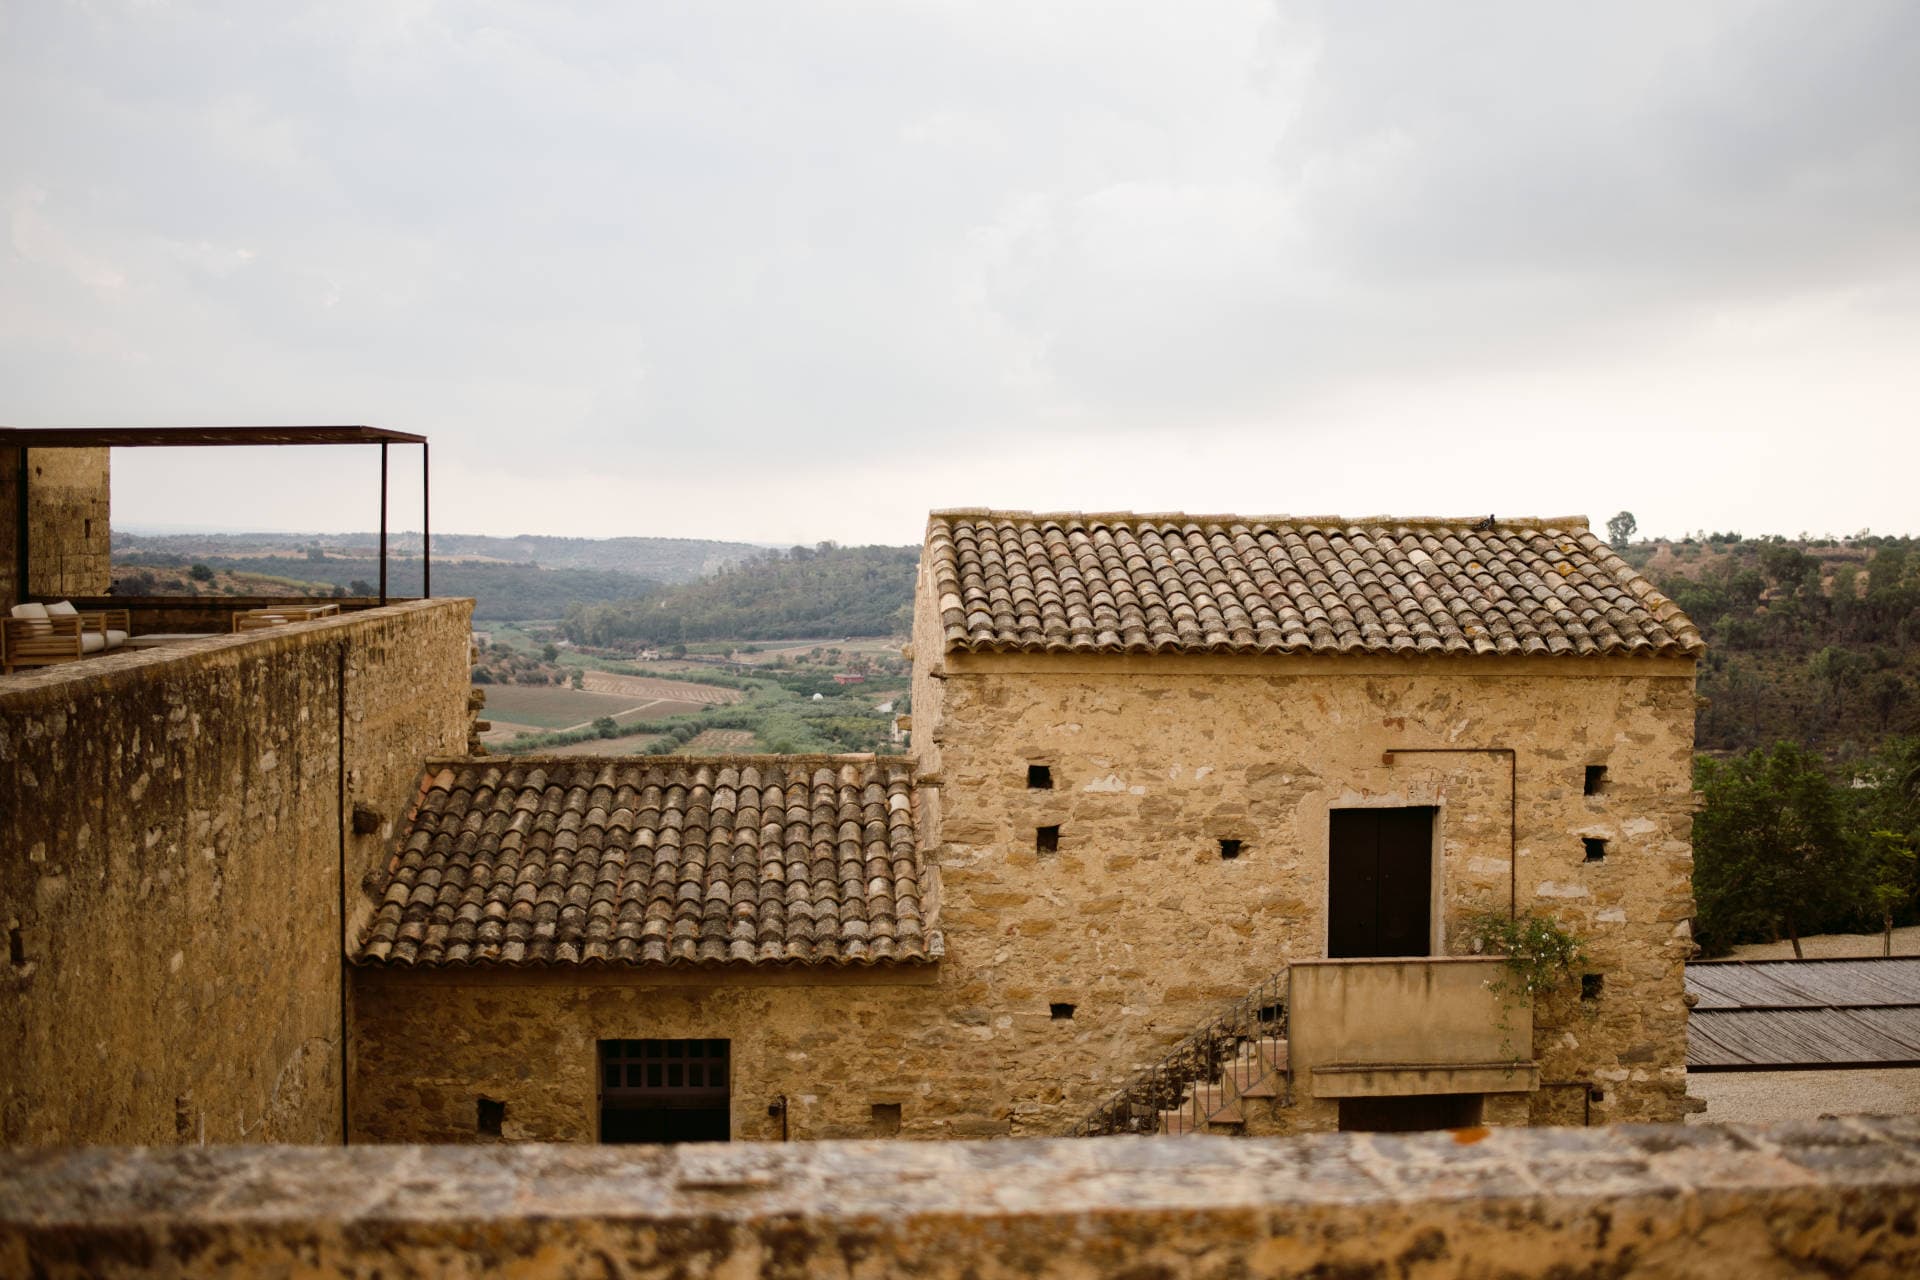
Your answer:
[1328,807,1434,958]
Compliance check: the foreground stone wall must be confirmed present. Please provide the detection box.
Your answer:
[5,1119,1916,1278]
[907,571,1698,1130]
[1,599,472,1145]
[0,447,111,609]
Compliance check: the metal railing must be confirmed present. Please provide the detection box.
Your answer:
[1068,970,1290,1137]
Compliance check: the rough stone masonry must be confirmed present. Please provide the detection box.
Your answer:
[3,1119,1917,1278]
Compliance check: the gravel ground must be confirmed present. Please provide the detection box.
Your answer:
[1725,923,1920,960]
[1688,1068,1920,1124]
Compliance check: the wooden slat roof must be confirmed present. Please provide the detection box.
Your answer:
[1688,958,1920,1010]
[0,425,425,447]
[1685,958,1920,1070]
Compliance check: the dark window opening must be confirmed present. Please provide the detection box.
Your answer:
[1218,838,1243,860]
[477,1096,505,1136]
[173,1096,192,1139]
[1584,765,1608,796]
[1328,807,1435,958]
[1581,974,1604,1001]
[1338,1093,1483,1133]
[1026,764,1053,790]
[1588,1086,1606,1103]
[599,1038,730,1144]
[7,926,21,967]
[871,1102,902,1135]
[84,518,93,539]
[1036,825,1060,855]
[1256,1002,1285,1025]
[1050,1002,1076,1020]
[1583,837,1608,863]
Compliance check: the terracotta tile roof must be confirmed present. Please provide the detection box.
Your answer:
[926,511,1703,659]
[354,756,940,968]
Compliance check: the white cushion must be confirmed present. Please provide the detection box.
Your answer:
[11,602,48,620]
[45,600,79,616]
[80,632,108,654]
[105,629,129,647]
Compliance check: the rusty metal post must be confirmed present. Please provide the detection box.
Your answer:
[378,442,389,605]
[421,440,430,599]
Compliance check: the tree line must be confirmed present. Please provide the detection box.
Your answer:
[1693,737,1919,956]
[562,543,918,647]
[1631,534,1920,756]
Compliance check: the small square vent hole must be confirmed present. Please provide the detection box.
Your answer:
[1036,825,1060,855]
[1584,765,1608,796]
[1218,838,1243,860]
[1050,1003,1076,1020]
[1583,837,1608,863]
[1026,764,1053,790]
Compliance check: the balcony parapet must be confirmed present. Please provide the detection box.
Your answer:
[1288,955,1535,1100]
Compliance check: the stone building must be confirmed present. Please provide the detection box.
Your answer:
[347,510,1703,1143]
[1,446,111,609]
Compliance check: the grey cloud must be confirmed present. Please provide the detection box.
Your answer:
[1,1,1915,540]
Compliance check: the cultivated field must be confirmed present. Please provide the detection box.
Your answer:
[683,729,757,752]
[479,685,664,731]
[480,682,715,729]
[530,735,663,758]
[580,671,742,705]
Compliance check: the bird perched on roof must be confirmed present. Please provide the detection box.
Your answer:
[1470,514,1496,532]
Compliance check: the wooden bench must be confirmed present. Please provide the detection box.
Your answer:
[233,602,341,632]
[2,603,131,674]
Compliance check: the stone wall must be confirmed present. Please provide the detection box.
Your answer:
[5,1119,1917,1278]
[1,598,472,1145]
[906,566,1699,1130]
[351,966,984,1143]
[0,447,111,609]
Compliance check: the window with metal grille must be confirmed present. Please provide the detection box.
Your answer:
[598,1038,732,1144]
[600,1039,731,1102]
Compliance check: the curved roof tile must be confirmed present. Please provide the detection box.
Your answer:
[354,755,940,969]
[926,511,1702,660]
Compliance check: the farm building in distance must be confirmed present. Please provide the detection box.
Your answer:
[346,510,1704,1140]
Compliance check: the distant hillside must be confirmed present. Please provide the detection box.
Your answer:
[563,544,918,647]
[113,530,759,583]
[113,551,659,621]
[1623,534,1920,758]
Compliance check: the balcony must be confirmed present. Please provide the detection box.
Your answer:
[1286,956,1537,1100]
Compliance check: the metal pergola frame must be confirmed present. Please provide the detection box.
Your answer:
[2,425,430,605]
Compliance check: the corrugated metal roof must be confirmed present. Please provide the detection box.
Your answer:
[1685,958,1920,1071]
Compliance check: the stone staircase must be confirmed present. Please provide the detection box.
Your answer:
[1155,1033,1290,1134]
[1069,972,1291,1137]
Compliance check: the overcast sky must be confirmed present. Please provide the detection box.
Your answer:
[4,2,1917,545]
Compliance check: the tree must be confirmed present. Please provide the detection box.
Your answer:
[349,579,375,596]
[188,563,215,582]
[1606,511,1637,550]
[1693,743,1854,957]
[569,668,585,690]
[1859,830,1916,956]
